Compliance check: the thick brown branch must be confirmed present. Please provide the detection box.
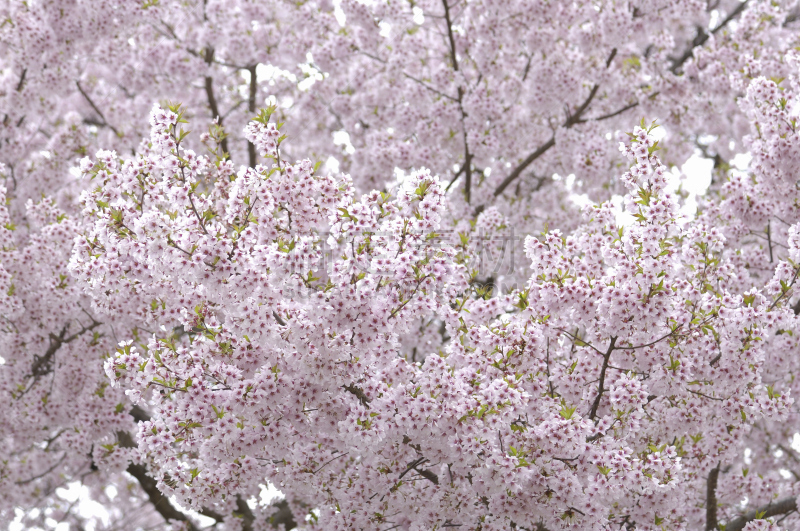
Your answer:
[267,499,298,529]
[723,496,797,531]
[204,76,230,156]
[126,461,198,530]
[493,137,555,198]
[706,463,720,531]
[397,457,439,485]
[122,411,286,529]
[203,48,230,157]
[462,128,473,204]
[30,321,101,378]
[118,430,199,529]
[129,405,151,423]
[247,64,258,167]
[493,49,613,198]
[16,68,26,92]
[343,383,371,408]
[272,310,288,326]
[588,337,617,420]
[669,1,749,74]
[442,0,459,72]
[235,496,256,531]
[441,0,474,203]
[415,467,440,485]
[565,84,600,128]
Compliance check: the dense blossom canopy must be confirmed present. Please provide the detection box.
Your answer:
[2,0,800,530]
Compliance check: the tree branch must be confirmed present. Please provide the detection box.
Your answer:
[343,383,371,408]
[247,64,258,168]
[442,0,459,72]
[30,320,101,378]
[588,336,617,420]
[706,463,720,531]
[126,461,199,530]
[441,0,475,203]
[723,496,797,531]
[577,100,640,124]
[203,47,230,157]
[493,137,555,197]
[493,49,615,198]
[116,431,196,529]
[121,409,296,529]
[76,81,121,137]
[16,68,26,92]
[267,499,298,529]
[669,1,749,75]
[235,496,256,531]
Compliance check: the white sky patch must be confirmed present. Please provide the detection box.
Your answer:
[9,509,27,531]
[333,130,355,154]
[394,167,407,190]
[333,0,346,26]
[250,64,298,93]
[326,155,341,174]
[298,62,324,92]
[792,432,800,453]
[256,63,276,83]
[259,483,283,505]
[612,194,635,227]
[665,153,714,220]
[709,9,720,29]
[168,495,216,528]
[412,6,425,24]
[732,152,752,170]
[678,155,714,196]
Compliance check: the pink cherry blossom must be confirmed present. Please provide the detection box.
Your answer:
[2,1,800,530]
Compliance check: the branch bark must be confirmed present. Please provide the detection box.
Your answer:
[247,64,258,168]
[76,81,121,137]
[121,409,296,529]
[706,463,720,531]
[723,496,797,531]
[492,137,555,198]
[126,461,199,530]
[669,1,749,75]
[30,320,101,378]
[493,49,614,198]
[588,337,617,420]
[118,429,199,530]
[203,47,230,156]
[441,0,475,203]
[494,0,747,199]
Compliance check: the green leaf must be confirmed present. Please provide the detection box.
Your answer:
[559,402,578,420]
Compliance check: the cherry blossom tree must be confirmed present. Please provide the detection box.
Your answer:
[2,0,800,529]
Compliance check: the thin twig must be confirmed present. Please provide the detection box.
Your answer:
[76,81,121,136]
